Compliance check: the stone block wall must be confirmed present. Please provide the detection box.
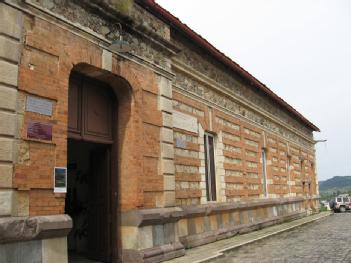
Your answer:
[0,238,68,263]
[0,2,24,218]
[0,214,71,263]
[120,197,317,262]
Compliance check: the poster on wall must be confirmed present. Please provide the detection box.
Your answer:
[54,167,67,193]
[27,121,53,141]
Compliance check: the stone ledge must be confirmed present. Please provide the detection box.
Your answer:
[122,207,184,227]
[122,242,185,263]
[179,211,307,249]
[142,242,185,263]
[0,214,72,244]
[122,197,305,226]
[181,197,305,218]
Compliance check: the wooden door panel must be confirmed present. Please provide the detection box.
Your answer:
[68,73,114,143]
[83,79,113,143]
[68,74,81,137]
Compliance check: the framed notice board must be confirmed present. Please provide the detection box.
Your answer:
[54,167,67,193]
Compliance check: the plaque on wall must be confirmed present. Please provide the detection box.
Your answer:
[175,137,187,149]
[26,95,53,116]
[54,167,67,193]
[173,111,198,133]
[27,121,53,141]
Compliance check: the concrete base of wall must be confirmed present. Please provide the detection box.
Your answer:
[0,237,68,263]
[120,197,319,262]
[0,215,71,263]
[0,198,319,263]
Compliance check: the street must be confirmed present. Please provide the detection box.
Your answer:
[211,213,351,263]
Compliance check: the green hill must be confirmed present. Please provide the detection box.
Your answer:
[319,176,351,200]
[319,176,351,191]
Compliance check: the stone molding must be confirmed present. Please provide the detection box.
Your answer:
[121,197,306,227]
[0,215,72,244]
[4,0,176,82]
[16,0,179,79]
[172,66,314,150]
[172,38,316,136]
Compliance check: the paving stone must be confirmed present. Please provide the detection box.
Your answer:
[214,212,350,263]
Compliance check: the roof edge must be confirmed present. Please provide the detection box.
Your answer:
[137,0,320,132]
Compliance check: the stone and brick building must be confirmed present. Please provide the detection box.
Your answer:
[0,0,320,262]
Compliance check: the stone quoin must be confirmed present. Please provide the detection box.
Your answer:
[0,0,320,262]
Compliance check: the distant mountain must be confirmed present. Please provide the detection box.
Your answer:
[319,176,351,192]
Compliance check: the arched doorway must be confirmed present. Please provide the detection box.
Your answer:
[66,71,117,262]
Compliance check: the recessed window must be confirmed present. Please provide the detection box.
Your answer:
[262,148,268,197]
[204,133,216,201]
[302,181,305,193]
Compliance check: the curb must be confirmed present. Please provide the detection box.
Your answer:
[194,212,331,263]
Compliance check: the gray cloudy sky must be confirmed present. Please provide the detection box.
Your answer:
[157,0,351,181]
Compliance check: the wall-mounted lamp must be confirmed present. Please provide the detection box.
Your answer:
[313,139,327,144]
[107,23,131,53]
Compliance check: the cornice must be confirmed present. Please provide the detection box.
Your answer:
[172,59,314,145]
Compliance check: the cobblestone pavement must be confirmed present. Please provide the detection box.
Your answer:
[211,212,351,263]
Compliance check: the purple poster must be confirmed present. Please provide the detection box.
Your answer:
[27,121,53,141]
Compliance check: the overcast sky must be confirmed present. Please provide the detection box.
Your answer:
[157,0,351,181]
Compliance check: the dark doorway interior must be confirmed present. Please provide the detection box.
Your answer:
[67,72,117,263]
[66,139,111,263]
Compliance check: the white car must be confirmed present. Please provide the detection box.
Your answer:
[330,195,351,212]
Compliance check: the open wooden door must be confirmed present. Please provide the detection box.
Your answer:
[68,72,117,262]
[88,146,111,262]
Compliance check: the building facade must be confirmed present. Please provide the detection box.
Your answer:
[0,0,320,262]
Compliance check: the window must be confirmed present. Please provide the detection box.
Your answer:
[300,158,304,171]
[204,133,216,201]
[262,148,268,197]
[287,156,291,194]
[302,182,305,193]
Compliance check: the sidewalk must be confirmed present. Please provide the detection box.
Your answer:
[165,212,331,263]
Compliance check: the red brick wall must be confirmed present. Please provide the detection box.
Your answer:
[15,15,164,215]
[13,13,317,217]
[172,90,317,204]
